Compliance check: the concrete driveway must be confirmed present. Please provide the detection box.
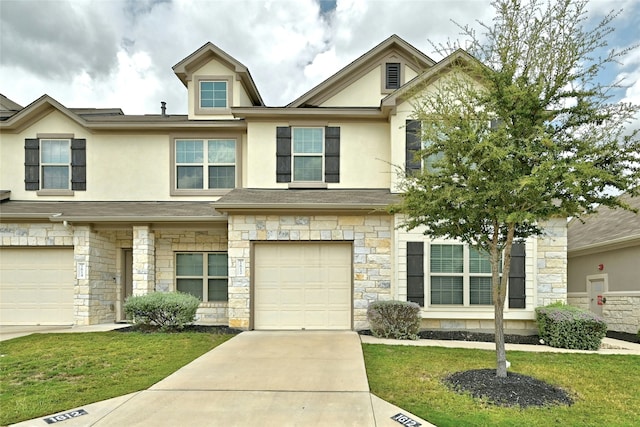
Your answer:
[9,331,433,426]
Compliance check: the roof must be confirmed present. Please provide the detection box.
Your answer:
[0,94,23,120]
[0,95,247,132]
[214,189,398,211]
[568,193,640,252]
[172,42,264,106]
[287,34,435,108]
[0,201,224,222]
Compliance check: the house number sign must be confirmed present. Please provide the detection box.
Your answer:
[43,409,88,424]
[391,413,421,427]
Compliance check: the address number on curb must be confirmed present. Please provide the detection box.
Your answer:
[391,413,422,427]
[43,409,88,424]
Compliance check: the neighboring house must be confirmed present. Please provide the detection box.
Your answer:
[0,35,567,333]
[567,194,640,334]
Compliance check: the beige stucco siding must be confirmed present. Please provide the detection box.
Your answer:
[245,121,390,189]
[320,67,384,107]
[568,245,640,293]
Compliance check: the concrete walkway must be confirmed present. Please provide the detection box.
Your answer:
[8,330,433,427]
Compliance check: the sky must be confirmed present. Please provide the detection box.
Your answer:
[1,0,639,124]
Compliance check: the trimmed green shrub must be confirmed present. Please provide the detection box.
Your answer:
[535,303,607,350]
[367,300,421,340]
[124,292,200,331]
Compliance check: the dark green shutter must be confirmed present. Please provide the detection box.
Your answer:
[324,126,340,183]
[276,127,292,183]
[71,138,86,191]
[407,242,425,306]
[24,139,40,191]
[406,120,421,175]
[508,242,526,308]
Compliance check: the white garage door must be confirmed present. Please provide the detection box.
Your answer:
[0,248,74,325]
[254,243,352,330]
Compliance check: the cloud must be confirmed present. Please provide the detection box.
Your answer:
[0,0,636,118]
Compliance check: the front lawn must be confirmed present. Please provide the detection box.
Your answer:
[363,344,640,427]
[0,331,233,425]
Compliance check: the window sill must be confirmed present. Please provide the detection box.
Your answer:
[37,190,74,196]
[288,182,328,189]
[171,188,234,196]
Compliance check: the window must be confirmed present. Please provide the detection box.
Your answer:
[175,139,236,190]
[176,252,228,302]
[41,139,70,189]
[276,126,340,184]
[405,120,444,174]
[385,62,401,90]
[293,128,323,181]
[429,244,495,306]
[200,81,227,108]
[24,137,86,192]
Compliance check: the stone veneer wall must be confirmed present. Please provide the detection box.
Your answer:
[568,295,640,334]
[227,214,393,330]
[154,227,229,324]
[535,218,568,307]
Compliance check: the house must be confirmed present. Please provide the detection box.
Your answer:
[0,35,567,333]
[567,193,640,334]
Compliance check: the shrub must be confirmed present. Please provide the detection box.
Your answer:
[367,300,421,340]
[535,303,607,350]
[124,292,200,331]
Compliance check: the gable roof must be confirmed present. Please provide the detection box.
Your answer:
[0,94,24,120]
[568,193,640,253]
[172,42,264,106]
[287,34,435,108]
[381,48,481,112]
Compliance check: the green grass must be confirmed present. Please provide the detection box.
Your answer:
[0,331,233,425]
[363,344,640,427]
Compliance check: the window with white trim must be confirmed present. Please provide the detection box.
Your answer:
[429,244,497,306]
[175,139,236,190]
[292,127,324,182]
[176,252,228,302]
[199,80,227,109]
[41,139,71,189]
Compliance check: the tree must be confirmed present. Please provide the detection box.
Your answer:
[393,0,640,378]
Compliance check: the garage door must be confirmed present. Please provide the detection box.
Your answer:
[0,248,74,325]
[254,243,352,330]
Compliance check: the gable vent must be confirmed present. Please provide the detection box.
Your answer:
[386,62,401,89]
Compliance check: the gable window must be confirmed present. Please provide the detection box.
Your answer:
[276,126,340,185]
[200,81,227,108]
[385,62,401,90]
[407,241,524,308]
[176,252,228,302]
[174,139,236,192]
[24,137,86,192]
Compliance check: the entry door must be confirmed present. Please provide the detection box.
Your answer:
[588,276,605,317]
[121,249,133,320]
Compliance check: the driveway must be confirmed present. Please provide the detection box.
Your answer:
[10,331,433,426]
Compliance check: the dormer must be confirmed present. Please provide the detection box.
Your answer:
[173,42,264,120]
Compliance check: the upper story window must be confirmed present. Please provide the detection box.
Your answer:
[174,139,236,193]
[194,76,233,115]
[385,62,401,90]
[200,81,227,108]
[293,128,324,181]
[24,136,86,193]
[276,126,340,186]
[41,139,71,189]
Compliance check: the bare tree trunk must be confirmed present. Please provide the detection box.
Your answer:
[493,223,515,378]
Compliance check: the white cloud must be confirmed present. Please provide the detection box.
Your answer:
[0,0,637,118]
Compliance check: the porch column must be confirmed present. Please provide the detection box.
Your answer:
[132,225,155,295]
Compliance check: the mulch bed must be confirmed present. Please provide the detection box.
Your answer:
[115,324,242,334]
[444,369,574,408]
